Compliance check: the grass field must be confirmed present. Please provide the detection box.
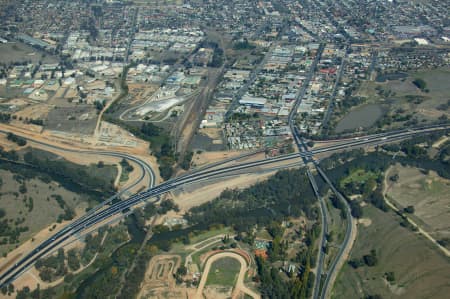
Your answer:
[332,205,450,299]
[22,147,118,190]
[0,148,118,255]
[324,194,348,269]
[0,169,87,256]
[385,165,450,241]
[339,169,378,189]
[0,42,58,64]
[205,257,240,287]
[189,227,232,245]
[332,67,450,133]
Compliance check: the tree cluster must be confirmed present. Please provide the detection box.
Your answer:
[6,132,27,146]
[348,249,378,269]
[186,169,317,234]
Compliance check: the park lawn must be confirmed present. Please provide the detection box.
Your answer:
[190,241,224,270]
[170,227,232,262]
[255,228,273,240]
[355,81,380,102]
[411,67,450,100]
[205,257,240,287]
[339,169,378,189]
[332,205,450,299]
[188,226,232,245]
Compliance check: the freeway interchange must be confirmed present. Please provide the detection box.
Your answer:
[0,124,449,292]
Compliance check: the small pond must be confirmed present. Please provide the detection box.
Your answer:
[335,104,384,133]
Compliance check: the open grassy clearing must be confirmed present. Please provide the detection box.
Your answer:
[385,164,450,241]
[188,226,232,245]
[168,227,230,257]
[412,68,450,101]
[332,205,450,299]
[0,147,118,256]
[324,194,348,269]
[0,169,87,256]
[19,147,118,193]
[205,257,240,287]
[339,169,378,189]
[332,67,450,134]
[0,42,58,64]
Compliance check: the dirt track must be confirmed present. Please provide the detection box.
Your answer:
[138,255,183,299]
[194,252,260,299]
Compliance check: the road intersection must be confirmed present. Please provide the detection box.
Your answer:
[0,124,448,293]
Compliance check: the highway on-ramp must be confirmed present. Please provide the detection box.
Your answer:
[0,124,448,287]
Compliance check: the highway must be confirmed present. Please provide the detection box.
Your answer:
[315,165,354,299]
[0,129,156,203]
[286,42,328,299]
[284,43,446,297]
[0,124,449,287]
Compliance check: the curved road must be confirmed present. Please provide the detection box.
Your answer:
[0,124,448,287]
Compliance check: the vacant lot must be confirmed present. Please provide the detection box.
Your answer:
[0,42,58,64]
[46,105,98,134]
[385,165,450,240]
[332,205,450,299]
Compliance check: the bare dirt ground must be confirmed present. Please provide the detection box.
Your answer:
[192,150,246,168]
[171,172,275,212]
[138,255,195,299]
[12,104,52,123]
[198,128,222,140]
[0,231,106,296]
[0,122,161,185]
[0,122,159,293]
[194,251,260,299]
[357,218,372,227]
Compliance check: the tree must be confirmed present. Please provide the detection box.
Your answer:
[348,258,364,269]
[404,205,415,214]
[385,271,395,283]
[67,249,80,271]
[267,221,284,238]
[363,249,378,267]
[350,200,363,218]
[7,284,14,295]
[412,78,427,91]
[389,174,399,182]
[176,265,187,276]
